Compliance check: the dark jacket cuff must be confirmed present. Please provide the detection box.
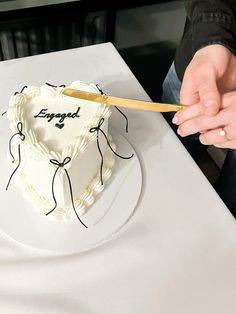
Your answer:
[192,12,236,56]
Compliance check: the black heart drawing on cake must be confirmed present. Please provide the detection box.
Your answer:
[6,81,115,222]
[55,123,64,129]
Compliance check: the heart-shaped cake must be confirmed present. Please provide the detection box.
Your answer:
[6,81,116,222]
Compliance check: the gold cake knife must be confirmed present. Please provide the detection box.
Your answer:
[63,88,185,112]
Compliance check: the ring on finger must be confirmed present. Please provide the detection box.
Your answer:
[219,127,228,139]
[200,127,229,145]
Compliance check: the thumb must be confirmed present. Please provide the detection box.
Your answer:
[198,75,221,116]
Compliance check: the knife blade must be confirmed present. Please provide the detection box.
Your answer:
[63,88,185,112]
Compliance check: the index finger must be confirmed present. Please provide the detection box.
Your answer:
[172,102,204,125]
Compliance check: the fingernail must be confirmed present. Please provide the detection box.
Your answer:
[200,136,207,145]
[177,127,181,135]
[172,116,178,124]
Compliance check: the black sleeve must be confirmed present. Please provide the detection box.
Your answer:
[185,0,236,55]
[174,0,236,81]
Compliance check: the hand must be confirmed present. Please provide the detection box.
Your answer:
[180,44,236,116]
[173,91,236,149]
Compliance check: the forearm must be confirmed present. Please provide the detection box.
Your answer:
[185,0,236,18]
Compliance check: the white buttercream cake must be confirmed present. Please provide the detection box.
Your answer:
[6,81,116,224]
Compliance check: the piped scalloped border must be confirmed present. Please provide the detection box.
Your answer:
[12,136,116,221]
[7,81,112,162]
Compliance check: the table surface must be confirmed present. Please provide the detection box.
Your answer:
[0,42,235,314]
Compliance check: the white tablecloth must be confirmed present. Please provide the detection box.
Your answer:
[0,43,235,314]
